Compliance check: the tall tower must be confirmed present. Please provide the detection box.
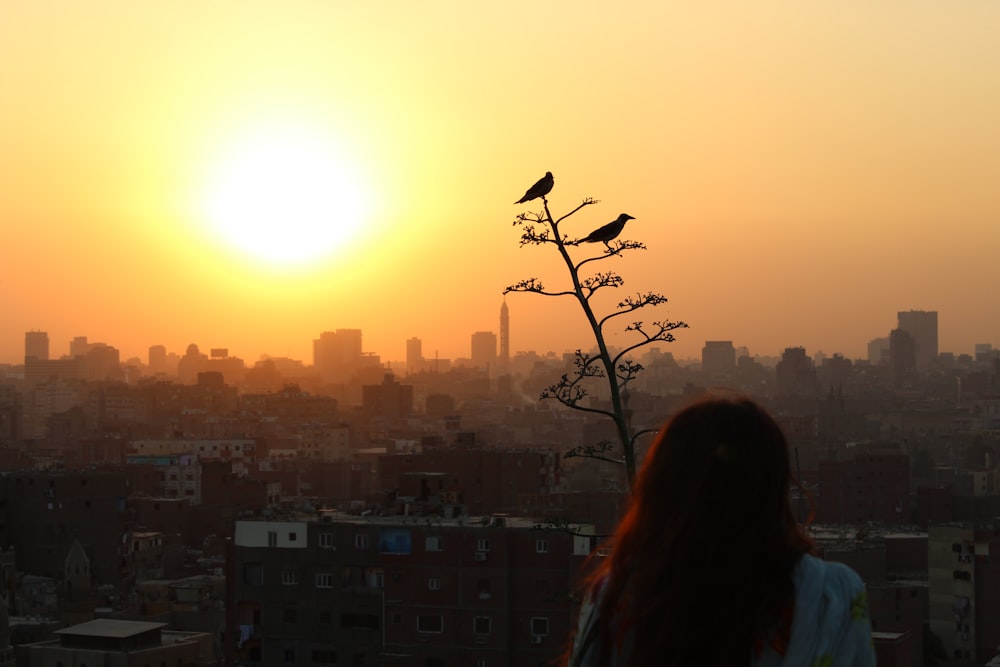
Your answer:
[24,331,49,362]
[499,300,510,366]
[896,310,938,370]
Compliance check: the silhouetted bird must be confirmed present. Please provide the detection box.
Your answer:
[514,172,554,204]
[581,213,635,245]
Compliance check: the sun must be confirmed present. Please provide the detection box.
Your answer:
[199,124,370,266]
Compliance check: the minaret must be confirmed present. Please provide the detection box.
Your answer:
[499,299,510,367]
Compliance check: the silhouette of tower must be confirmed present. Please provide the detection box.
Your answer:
[499,300,510,366]
[24,331,49,362]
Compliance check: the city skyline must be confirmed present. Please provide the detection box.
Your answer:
[8,308,993,370]
[2,3,999,368]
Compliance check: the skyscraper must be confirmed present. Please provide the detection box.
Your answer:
[896,310,938,370]
[406,337,423,374]
[499,300,510,366]
[24,331,49,362]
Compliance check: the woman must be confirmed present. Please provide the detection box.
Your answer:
[568,394,875,667]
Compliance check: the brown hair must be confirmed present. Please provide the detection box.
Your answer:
[572,393,813,666]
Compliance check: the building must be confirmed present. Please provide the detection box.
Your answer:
[406,337,423,375]
[361,373,414,420]
[24,331,49,362]
[470,332,498,373]
[15,619,213,666]
[775,347,817,397]
[228,515,593,667]
[928,523,1000,666]
[500,300,510,367]
[314,329,364,381]
[897,310,938,371]
[816,444,910,524]
[889,328,917,388]
[701,340,736,379]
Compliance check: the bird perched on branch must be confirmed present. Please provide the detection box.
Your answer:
[581,213,635,245]
[514,171,554,204]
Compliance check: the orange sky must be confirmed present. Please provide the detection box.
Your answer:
[2,2,999,366]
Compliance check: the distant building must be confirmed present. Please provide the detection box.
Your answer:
[816,444,910,524]
[24,331,49,362]
[889,328,916,388]
[868,336,891,365]
[148,344,168,375]
[470,332,498,372]
[500,301,510,367]
[406,337,423,374]
[701,340,736,378]
[361,373,413,419]
[896,310,938,370]
[313,329,363,381]
[775,347,817,397]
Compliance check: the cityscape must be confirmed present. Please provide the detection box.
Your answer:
[4,2,1000,666]
[0,308,999,665]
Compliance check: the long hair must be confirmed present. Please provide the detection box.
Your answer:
[574,393,813,666]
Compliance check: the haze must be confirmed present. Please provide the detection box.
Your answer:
[2,2,998,365]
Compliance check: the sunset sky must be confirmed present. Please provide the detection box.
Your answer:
[2,2,999,367]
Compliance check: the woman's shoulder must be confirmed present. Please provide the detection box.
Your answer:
[796,553,866,596]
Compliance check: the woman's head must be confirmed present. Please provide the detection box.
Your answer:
[629,392,803,549]
[584,393,812,666]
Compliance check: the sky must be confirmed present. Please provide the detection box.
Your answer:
[2,2,999,367]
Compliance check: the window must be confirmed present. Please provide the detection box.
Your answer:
[535,539,549,554]
[428,577,441,591]
[283,648,295,664]
[319,611,332,624]
[417,615,444,633]
[474,616,492,634]
[319,532,335,549]
[316,572,334,588]
[268,531,277,547]
[530,617,549,636]
[477,660,487,667]
[425,536,442,551]
[392,613,403,624]
[288,532,297,542]
[341,613,379,630]
[477,538,490,552]
[355,533,370,549]
[243,563,263,585]
[281,567,297,585]
[283,608,297,623]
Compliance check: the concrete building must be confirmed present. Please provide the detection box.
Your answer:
[228,515,593,667]
[928,523,1000,666]
[897,310,938,371]
[314,329,364,381]
[24,331,49,362]
[470,331,498,373]
[16,619,213,666]
[817,444,910,524]
[701,340,736,379]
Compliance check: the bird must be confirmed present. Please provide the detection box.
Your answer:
[580,213,635,245]
[514,172,554,204]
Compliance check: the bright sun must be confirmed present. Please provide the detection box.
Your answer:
[199,124,369,266]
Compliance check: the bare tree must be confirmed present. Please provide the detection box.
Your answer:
[505,187,687,488]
